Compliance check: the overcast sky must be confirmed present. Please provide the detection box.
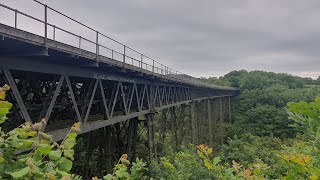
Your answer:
[1,0,320,78]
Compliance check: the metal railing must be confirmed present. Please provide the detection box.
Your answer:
[0,0,232,89]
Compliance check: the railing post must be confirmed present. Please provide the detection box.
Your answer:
[111,50,114,59]
[152,60,155,74]
[123,45,126,65]
[44,5,48,47]
[78,36,81,48]
[140,54,143,69]
[14,9,17,28]
[96,31,99,59]
[53,25,56,40]
[161,64,163,74]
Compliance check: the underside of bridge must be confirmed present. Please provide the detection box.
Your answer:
[0,2,239,176]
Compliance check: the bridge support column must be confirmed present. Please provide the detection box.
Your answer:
[197,101,201,144]
[178,104,186,145]
[191,101,198,145]
[127,117,139,161]
[208,99,213,147]
[228,96,232,124]
[219,97,224,144]
[200,100,208,145]
[146,113,157,161]
[82,132,93,179]
[170,106,178,148]
[159,109,167,143]
[104,126,113,174]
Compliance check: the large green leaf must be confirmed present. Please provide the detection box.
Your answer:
[0,101,13,109]
[22,140,33,149]
[49,150,62,161]
[62,138,76,150]
[63,149,74,160]
[11,166,30,179]
[37,144,52,155]
[0,101,12,125]
[58,158,73,172]
[67,133,77,139]
[103,174,113,180]
[10,136,23,149]
[212,157,221,165]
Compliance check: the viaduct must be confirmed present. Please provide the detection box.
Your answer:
[0,1,239,174]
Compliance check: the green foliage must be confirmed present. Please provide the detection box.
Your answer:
[150,79,320,179]
[149,143,273,180]
[149,144,219,179]
[203,70,320,139]
[102,156,148,180]
[219,134,284,166]
[0,86,80,179]
[0,85,12,124]
[0,119,82,179]
[0,85,148,179]
[287,97,320,135]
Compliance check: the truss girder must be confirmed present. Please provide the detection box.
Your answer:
[0,57,236,141]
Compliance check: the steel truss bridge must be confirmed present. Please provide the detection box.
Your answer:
[0,0,239,174]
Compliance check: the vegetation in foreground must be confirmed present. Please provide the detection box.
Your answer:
[0,85,147,179]
[149,97,320,179]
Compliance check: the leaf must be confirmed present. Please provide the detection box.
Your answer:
[58,158,73,172]
[70,122,81,133]
[0,91,5,100]
[39,132,53,142]
[67,133,77,139]
[22,140,33,149]
[73,122,81,130]
[37,144,52,155]
[204,159,214,170]
[120,158,130,167]
[56,168,70,177]
[63,149,74,160]
[310,175,318,180]
[0,100,12,125]
[0,100,12,108]
[46,172,56,180]
[11,166,30,179]
[103,174,113,180]
[114,167,130,178]
[49,150,62,161]
[212,157,221,165]
[62,138,76,150]
[206,147,213,155]
[197,150,204,158]
[27,131,37,137]
[0,84,10,100]
[31,123,43,131]
[11,136,23,149]
[61,176,71,180]
[232,160,242,172]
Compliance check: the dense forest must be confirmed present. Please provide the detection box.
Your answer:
[147,70,320,179]
[1,70,320,179]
